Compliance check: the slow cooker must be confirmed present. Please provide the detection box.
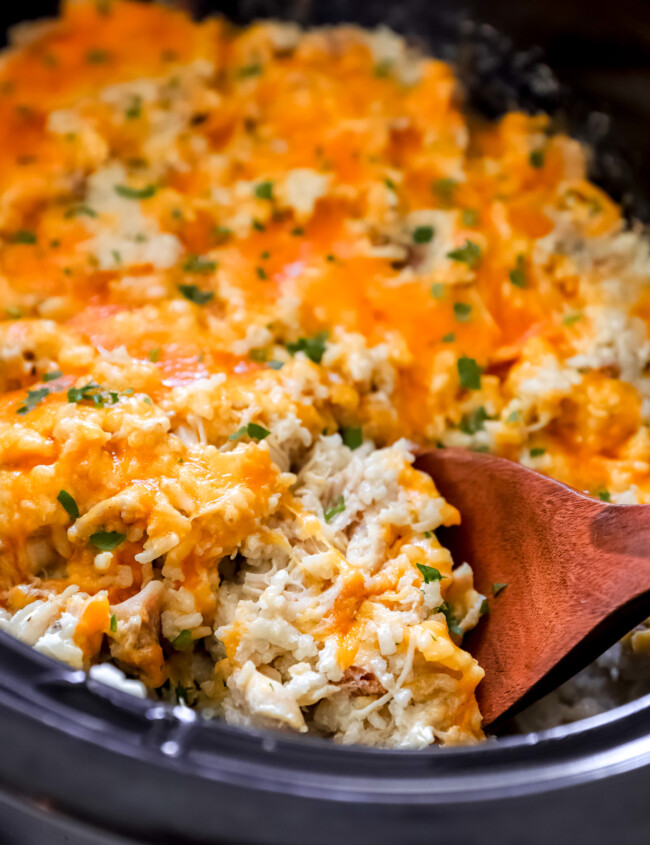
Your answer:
[1,1,650,843]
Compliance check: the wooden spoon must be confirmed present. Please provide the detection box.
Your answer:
[414,447,650,730]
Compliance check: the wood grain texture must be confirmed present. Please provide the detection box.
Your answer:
[415,447,650,728]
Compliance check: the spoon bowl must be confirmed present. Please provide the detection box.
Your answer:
[415,447,650,728]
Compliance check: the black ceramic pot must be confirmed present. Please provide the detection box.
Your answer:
[1,1,650,843]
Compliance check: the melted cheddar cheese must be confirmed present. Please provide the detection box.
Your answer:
[0,0,648,747]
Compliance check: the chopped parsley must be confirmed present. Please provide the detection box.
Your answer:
[213,226,232,243]
[125,96,142,119]
[562,311,583,326]
[507,410,520,423]
[453,302,472,322]
[255,181,274,201]
[432,178,457,205]
[291,226,305,236]
[480,598,490,617]
[492,582,508,597]
[249,348,268,363]
[256,266,267,280]
[43,370,62,382]
[172,629,194,650]
[457,356,482,390]
[374,59,393,77]
[424,531,433,539]
[114,184,158,200]
[597,489,611,503]
[341,426,363,450]
[529,149,545,169]
[412,225,434,244]
[182,255,217,274]
[509,255,527,288]
[148,348,161,363]
[109,614,117,633]
[267,360,284,370]
[86,48,110,64]
[178,284,214,305]
[57,489,79,521]
[286,331,328,364]
[459,406,488,435]
[447,240,481,268]
[228,422,271,442]
[6,306,22,319]
[64,205,98,219]
[11,230,37,245]
[251,219,266,232]
[442,332,455,343]
[430,283,445,300]
[461,208,479,226]
[17,387,51,415]
[434,601,463,636]
[384,177,397,191]
[237,63,262,79]
[417,563,446,583]
[324,495,345,523]
[90,530,126,551]
[67,382,120,407]
[530,447,546,457]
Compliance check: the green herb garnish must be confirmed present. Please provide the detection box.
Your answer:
[57,489,79,521]
[267,360,284,370]
[447,240,481,268]
[374,59,393,78]
[17,387,50,415]
[530,447,546,457]
[256,266,267,280]
[12,230,37,245]
[442,332,455,343]
[453,302,472,322]
[412,225,434,245]
[229,422,271,442]
[459,406,488,435]
[529,149,545,169]
[509,255,527,288]
[125,96,142,119]
[341,426,363,450]
[461,208,479,226]
[87,48,110,64]
[178,284,214,305]
[172,629,194,649]
[432,178,457,205]
[90,530,126,551]
[430,283,445,300]
[434,601,463,636]
[65,206,98,219]
[109,614,117,632]
[286,331,328,364]
[562,312,583,326]
[597,489,611,503]
[457,356,482,390]
[43,370,62,382]
[255,181,274,201]
[148,348,161,363]
[182,255,217,274]
[492,582,508,597]
[324,495,346,523]
[237,63,262,79]
[417,563,446,583]
[249,348,268,363]
[114,184,158,200]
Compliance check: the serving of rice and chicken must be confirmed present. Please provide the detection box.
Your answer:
[1,0,650,749]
